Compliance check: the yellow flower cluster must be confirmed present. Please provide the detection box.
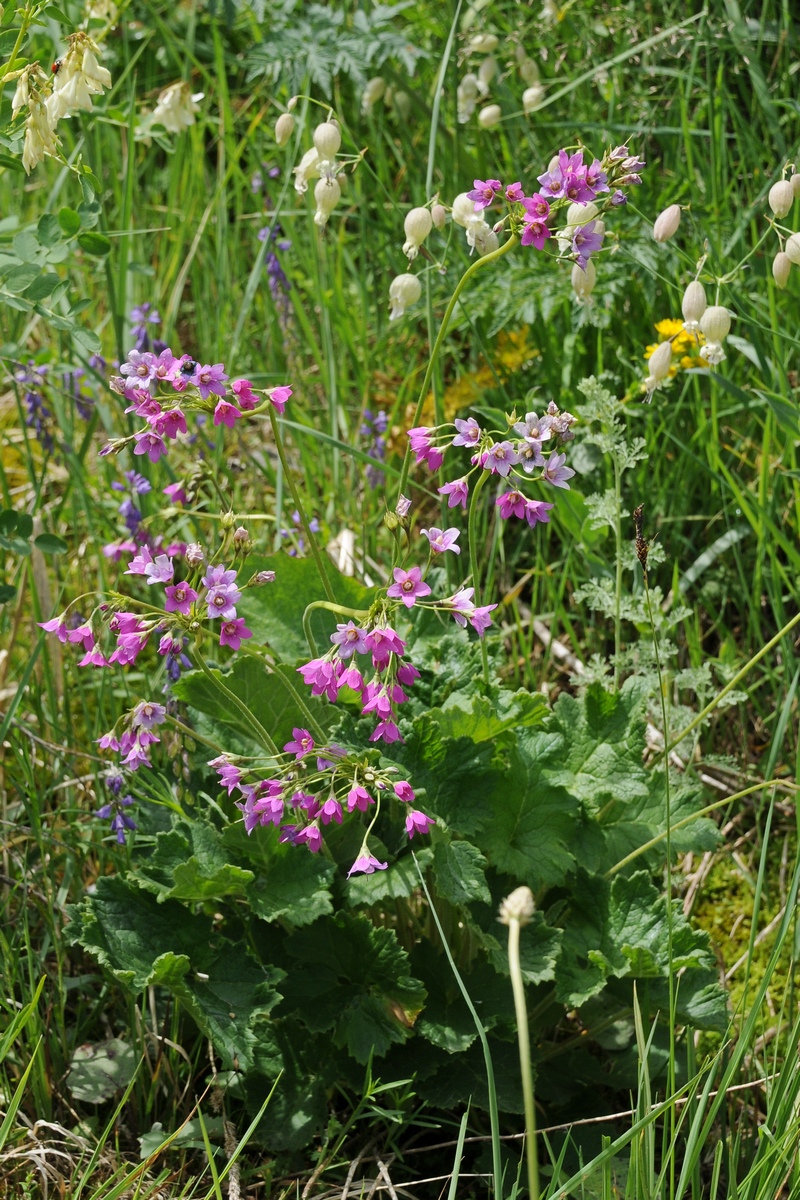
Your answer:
[644,318,709,376]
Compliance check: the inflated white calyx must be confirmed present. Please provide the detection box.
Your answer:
[792,173,800,200]
[452,192,478,227]
[362,76,386,112]
[523,84,545,115]
[275,112,294,148]
[571,258,596,300]
[477,55,497,94]
[653,204,681,243]
[313,176,341,227]
[313,121,341,162]
[469,32,499,53]
[699,305,732,366]
[388,273,422,321]
[457,73,479,123]
[477,103,502,129]
[566,201,598,226]
[768,180,794,219]
[403,207,433,260]
[519,57,538,84]
[772,251,791,289]
[647,340,673,382]
[431,204,447,230]
[785,233,800,264]
[681,280,707,332]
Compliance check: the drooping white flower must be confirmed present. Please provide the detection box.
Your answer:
[431,203,447,230]
[451,192,478,227]
[457,73,479,123]
[362,76,386,112]
[388,273,421,321]
[469,33,499,53]
[313,121,341,166]
[523,84,545,115]
[699,305,732,366]
[22,96,60,174]
[11,73,31,118]
[275,112,295,147]
[402,207,433,260]
[653,204,681,243]
[773,251,791,289]
[46,32,113,124]
[571,258,596,300]
[768,180,794,219]
[477,55,497,96]
[477,103,502,129]
[313,176,341,228]
[519,56,539,84]
[644,340,673,395]
[681,280,707,333]
[150,81,202,134]
[785,233,800,264]
[293,146,321,194]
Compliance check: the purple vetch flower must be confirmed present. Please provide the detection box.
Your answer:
[542,451,575,489]
[482,441,519,477]
[421,527,461,554]
[467,178,503,210]
[438,478,469,510]
[406,809,435,838]
[571,221,603,269]
[387,566,432,608]
[284,728,315,759]
[452,417,482,448]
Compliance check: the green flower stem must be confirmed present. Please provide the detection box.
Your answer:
[301,600,370,658]
[468,470,491,685]
[605,778,797,878]
[268,407,337,605]
[396,235,519,503]
[271,664,327,742]
[164,714,226,755]
[508,917,539,1200]
[187,647,279,757]
[668,609,800,751]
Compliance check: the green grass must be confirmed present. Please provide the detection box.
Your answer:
[2,0,800,1193]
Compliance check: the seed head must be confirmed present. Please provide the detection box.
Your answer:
[653,204,681,243]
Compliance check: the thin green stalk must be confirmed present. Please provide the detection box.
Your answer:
[187,647,279,756]
[271,665,326,742]
[669,609,800,750]
[396,235,519,501]
[613,455,623,691]
[468,469,491,684]
[507,916,539,1200]
[268,406,337,605]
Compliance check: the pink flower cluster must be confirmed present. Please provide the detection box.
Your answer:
[408,401,576,518]
[464,143,644,270]
[101,346,292,463]
[211,731,434,876]
[97,700,167,772]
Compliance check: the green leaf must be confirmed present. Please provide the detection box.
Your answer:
[67,1039,137,1104]
[237,552,377,660]
[58,207,81,236]
[0,585,16,604]
[71,327,101,354]
[134,825,255,904]
[412,943,511,1054]
[24,273,62,302]
[172,656,334,752]
[0,154,25,174]
[0,535,31,556]
[13,231,40,262]
[76,200,101,228]
[0,510,17,535]
[432,840,491,906]
[396,713,498,838]
[278,913,425,1062]
[346,847,433,905]
[4,264,40,294]
[222,822,336,926]
[16,513,33,538]
[77,231,111,256]
[432,687,548,743]
[33,533,68,555]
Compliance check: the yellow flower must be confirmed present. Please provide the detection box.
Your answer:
[654,318,684,338]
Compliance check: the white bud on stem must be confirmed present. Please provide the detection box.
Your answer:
[498,886,535,926]
[469,32,499,52]
[477,55,497,92]
[477,103,502,129]
[388,273,422,321]
[785,233,800,264]
[403,206,433,260]
[699,305,731,343]
[768,180,794,219]
[653,204,681,243]
[431,203,447,230]
[571,258,596,299]
[792,173,800,200]
[681,280,707,331]
[362,76,386,112]
[519,57,539,84]
[313,121,341,161]
[772,251,791,289]
[523,84,545,114]
[275,112,294,148]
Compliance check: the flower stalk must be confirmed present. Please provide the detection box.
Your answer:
[501,886,539,1200]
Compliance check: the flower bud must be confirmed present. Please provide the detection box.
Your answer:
[792,172,800,200]
[699,305,731,343]
[275,111,294,147]
[571,258,596,299]
[255,570,276,584]
[287,95,298,111]
[469,32,499,52]
[647,339,673,382]
[362,76,386,112]
[785,233,800,264]
[431,203,447,230]
[313,176,341,227]
[498,885,535,926]
[186,542,204,566]
[452,192,477,227]
[768,180,794,219]
[388,273,422,321]
[393,91,411,121]
[313,121,341,161]
[519,57,539,84]
[681,280,707,331]
[772,251,791,289]
[523,84,545,114]
[336,172,347,191]
[403,206,433,261]
[221,510,236,529]
[396,495,412,518]
[477,55,497,93]
[233,526,251,549]
[653,204,681,243]
[477,103,502,129]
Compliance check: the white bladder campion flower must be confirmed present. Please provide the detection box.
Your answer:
[457,73,479,124]
[275,111,295,147]
[389,274,421,320]
[477,103,502,129]
[362,76,386,112]
[523,84,545,114]
[293,146,321,194]
[313,120,341,173]
[681,280,707,333]
[403,207,432,261]
[313,176,340,228]
[699,305,731,366]
[768,180,794,219]
[644,339,673,396]
[653,203,681,243]
[772,251,791,289]
[571,258,596,300]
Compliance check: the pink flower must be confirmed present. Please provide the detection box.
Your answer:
[213,400,241,428]
[67,622,95,650]
[39,614,68,642]
[163,482,188,505]
[143,553,174,586]
[319,797,343,825]
[132,701,167,729]
[525,499,554,527]
[438,478,469,510]
[387,566,431,609]
[120,349,157,384]
[452,417,481,448]
[365,627,406,666]
[396,662,420,687]
[406,809,435,838]
[164,583,198,615]
[78,645,108,667]
[542,452,575,489]
[108,632,149,664]
[444,587,476,628]
[522,193,550,220]
[133,431,167,463]
[394,780,415,803]
[421,527,461,554]
[347,786,373,812]
[232,379,257,410]
[496,491,527,520]
[521,219,551,250]
[202,565,241,620]
[505,182,525,202]
[296,824,323,853]
[192,363,229,400]
[470,604,497,636]
[284,727,315,759]
[369,720,403,744]
[347,852,388,877]
[482,441,519,477]
[219,617,252,650]
[466,178,503,211]
[330,620,369,658]
[125,546,154,576]
[153,409,187,439]
[269,386,292,415]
